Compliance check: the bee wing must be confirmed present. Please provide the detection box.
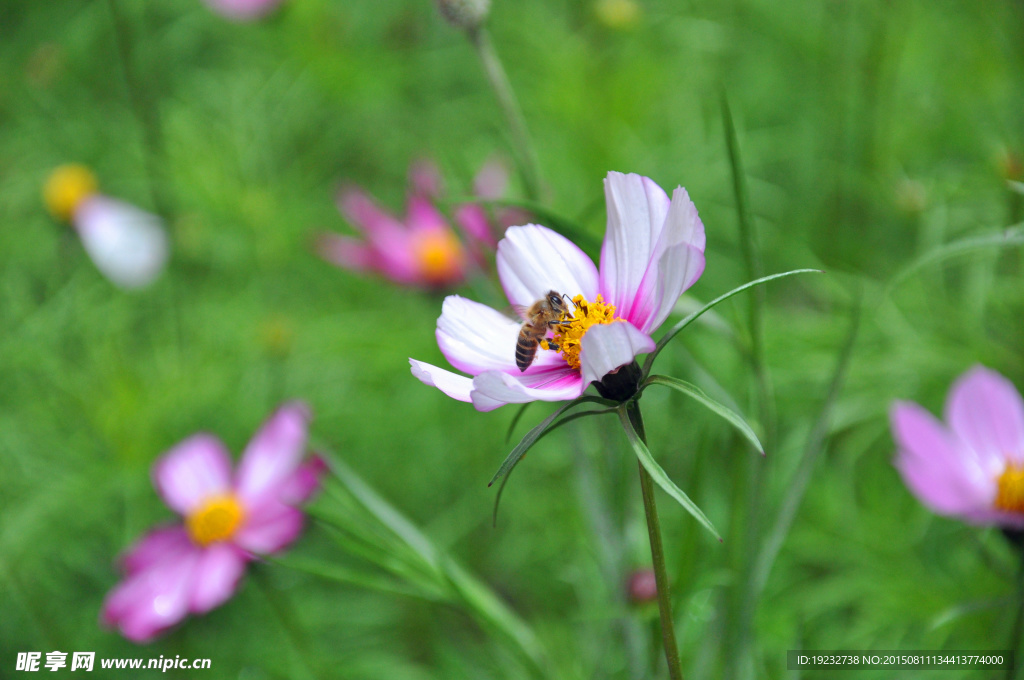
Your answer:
[506,304,531,322]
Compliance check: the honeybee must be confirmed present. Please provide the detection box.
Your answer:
[514,290,572,372]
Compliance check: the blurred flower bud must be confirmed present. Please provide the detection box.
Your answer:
[996,147,1024,182]
[201,0,284,22]
[435,0,490,31]
[893,178,927,215]
[626,568,658,605]
[44,164,98,222]
[595,0,640,29]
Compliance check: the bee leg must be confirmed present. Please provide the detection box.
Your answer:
[547,342,560,352]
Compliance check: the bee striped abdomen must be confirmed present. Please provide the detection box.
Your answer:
[515,332,539,372]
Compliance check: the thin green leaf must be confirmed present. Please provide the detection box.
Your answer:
[643,269,822,376]
[493,405,618,526]
[505,402,531,444]
[887,224,1024,291]
[617,407,722,541]
[270,555,433,601]
[642,375,764,455]
[488,395,614,488]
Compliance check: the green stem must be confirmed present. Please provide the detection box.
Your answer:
[252,566,320,680]
[628,401,684,680]
[467,27,542,202]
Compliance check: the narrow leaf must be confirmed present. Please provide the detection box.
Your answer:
[505,402,531,444]
[617,407,722,541]
[643,269,822,376]
[488,395,613,488]
[643,375,764,455]
[888,224,1024,291]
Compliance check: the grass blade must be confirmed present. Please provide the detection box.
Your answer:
[617,407,721,541]
[642,375,764,455]
[643,269,823,376]
[887,224,1024,292]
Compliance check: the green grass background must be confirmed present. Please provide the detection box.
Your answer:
[2,0,1024,678]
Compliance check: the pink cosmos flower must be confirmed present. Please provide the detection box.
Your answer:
[891,366,1024,528]
[317,159,520,289]
[101,403,323,642]
[409,171,706,411]
[201,0,284,21]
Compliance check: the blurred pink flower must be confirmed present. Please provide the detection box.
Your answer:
[201,0,283,21]
[891,366,1024,528]
[101,403,324,643]
[409,171,706,411]
[317,159,520,289]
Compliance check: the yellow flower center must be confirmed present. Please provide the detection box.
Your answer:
[545,294,621,370]
[186,495,245,547]
[995,464,1024,514]
[44,164,98,222]
[413,230,466,284]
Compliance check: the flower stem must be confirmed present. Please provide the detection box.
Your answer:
[467,26,542,202]
[627,401,684,680]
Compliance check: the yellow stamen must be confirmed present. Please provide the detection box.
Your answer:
[995,464,1024,514]
[43,164,98,222]
[186,495,245,547]
[549,294,621,370]
[413,230,466,284]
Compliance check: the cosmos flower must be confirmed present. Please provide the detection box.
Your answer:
[317,159,520,289]
[44,165,169,290]
[409,171,706,411]
[101,403,323,642]
[201,0,284,21]
[891,366,1024,528]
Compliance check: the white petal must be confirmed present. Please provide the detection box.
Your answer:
[409,359,473,402]
[579,321,655,386]
[598,172,669,313]
[469,368,584,412]
[74,196,169,289]
[436,296,521,374]
[630,243,706,333]
[497,225,599,308]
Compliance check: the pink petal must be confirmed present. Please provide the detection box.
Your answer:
[315,233,379,272]
[946,366,1024,467]
[455,204,497,248]
[405,195,450,234]
[153,435,233,516]
[409,359,474,402]
[336,188,419,282]
[578,321,655,386]
[74,196,169,290]
[189,543,248,614]
[890,402,994,516]
[120,526,192,577]
[497,225,599,309]
[473,158,509,200]
[280,456,327,505]
[410,159,444,198]
[235,402,311,507]
[202,0,283,21]
[469,367,584,412]
[598,172,670,315]
[101,545,200,643]
[233,501,305,554]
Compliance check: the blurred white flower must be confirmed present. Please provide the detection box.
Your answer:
[44,165,169,290]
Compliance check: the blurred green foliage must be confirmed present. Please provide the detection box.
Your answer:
[2,0,1024,678]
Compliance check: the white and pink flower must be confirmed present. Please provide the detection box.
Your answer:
[892,366,1024,529]
[409,171,706,411]
[317,159,519,289]
[101,403,323,642]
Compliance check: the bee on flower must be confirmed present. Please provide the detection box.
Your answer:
[101,403,324,642]
[43,164,169,290]
[409,171,706,410]
[317,159,523,290]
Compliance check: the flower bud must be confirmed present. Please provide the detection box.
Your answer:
[435,0,490,31]
[626,568,657,605]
